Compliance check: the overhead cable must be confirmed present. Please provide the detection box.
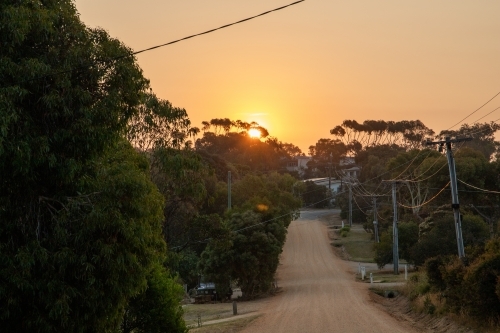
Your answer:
[398,181,450,209]
[446,90,500,130]
[471,105,500,124]
[457,179,500,195]
[2,0,306,88]
[132,0,305,56]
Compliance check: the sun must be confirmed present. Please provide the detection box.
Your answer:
[248,128,261,138]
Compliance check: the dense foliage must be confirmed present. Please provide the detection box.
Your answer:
[0,0,177,331]
[198,172,301,298]
[328,118,500,325]
[3,0,500,328]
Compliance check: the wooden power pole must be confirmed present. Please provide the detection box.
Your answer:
[424,136,472,259]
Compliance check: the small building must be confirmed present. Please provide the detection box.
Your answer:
[341,166,360,180]
[286,156,311,176]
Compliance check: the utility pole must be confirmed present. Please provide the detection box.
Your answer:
[328,155,332,197]
[382,180,400,274]
[373,197,379,243]
[228,171,232,210]
[425,136,472,259]
[391,182,399,275]
[348,182,353,227]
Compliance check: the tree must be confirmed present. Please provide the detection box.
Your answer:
[307,138,347,178]
[199,173,301,298]
[411,210,490,266]
[127,92,199,152]
[424,238,500,322]
[121,263,188,333]
[195,119,296,175]
[200,211,285,298]
[374,222,419,268]
[0,141,166,332]
[330,119,434,150]
[374,231,394,269]
[461,237,500,320]
[398,222,419,263]
[301,181,329,208]
[386,149,443,216]
[438,122,500,160]
[0,2,177,331]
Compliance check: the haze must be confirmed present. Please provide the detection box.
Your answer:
[75,0,500,153]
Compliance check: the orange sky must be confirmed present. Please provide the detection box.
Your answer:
[75,0,500,154]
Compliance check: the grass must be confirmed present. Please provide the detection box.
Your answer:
[188,315,259,333]
[183,303,260,333]
[183,303,236,327]
[330,224,376,262]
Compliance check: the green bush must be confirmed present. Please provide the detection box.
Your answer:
[121,263,188,333]
[340,226,351,232]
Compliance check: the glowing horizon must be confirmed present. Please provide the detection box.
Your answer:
[75,0,500,154]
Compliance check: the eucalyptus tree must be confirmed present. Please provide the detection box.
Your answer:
[439,122,500,160]
[0,1,180,331]
[330,119,434,150]
[199,172,302,298]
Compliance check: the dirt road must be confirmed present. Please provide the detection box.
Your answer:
[240,209,419,333]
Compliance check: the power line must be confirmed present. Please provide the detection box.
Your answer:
[172,116,497,250]
[446,90,500,130]
[457,179,500,195]
[398,181,450,209]
[2,0,306,88]
[351,194,370,216]
[462,117,500,137]
[388,149,429,182]
[471,105,500,124]
[133,0,305,57]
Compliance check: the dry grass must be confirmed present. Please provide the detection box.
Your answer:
[183,303,237,327]
[183,300,262,332]
[330,225,376,262]
[188,315,260,333]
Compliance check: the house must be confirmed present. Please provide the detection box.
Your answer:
[286,156,311,176]
[341,166,360,180]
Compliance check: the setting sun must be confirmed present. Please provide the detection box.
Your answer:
[248,128,261,138]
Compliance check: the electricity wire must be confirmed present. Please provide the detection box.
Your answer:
[446,90,500,130]
[377,212,387,221]
[172,116,497,250]
[471,106,500,124]
[388,149,430,182]
[402,160,448,183]
[457,179,500,195]
[397,181,450,209]
[398,139,466,184]
[352,194,370,216]
[171,189,332,250]
[462,116,500,137]
[132,0,305,57]
[2,0,306,88]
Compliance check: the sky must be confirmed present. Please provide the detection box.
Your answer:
[74,0,500,154]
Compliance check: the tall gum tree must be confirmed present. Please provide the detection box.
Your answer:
[0,1,172,331]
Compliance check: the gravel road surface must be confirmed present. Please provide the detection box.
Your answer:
[240,209,419,333]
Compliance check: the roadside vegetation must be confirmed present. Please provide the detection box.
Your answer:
[0,2,301,332]
[2,1,500,332]
[331,225,376,263]
[330,119,500,329]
